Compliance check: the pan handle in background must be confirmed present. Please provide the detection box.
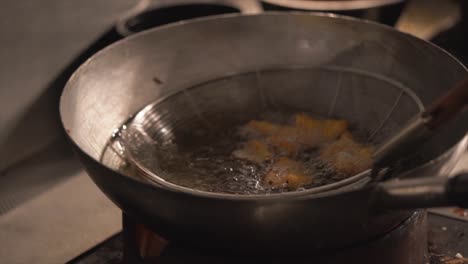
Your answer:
[372,173,468,210]
[394,0,461,41]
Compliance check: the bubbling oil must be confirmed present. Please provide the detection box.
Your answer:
[112,111,357,195]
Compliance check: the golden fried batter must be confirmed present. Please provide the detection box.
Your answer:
[295,114,348,147]
[242,120,281,137]
[233,113,371,190]
[267,135,300,157]
[320,134,373,175]
[242,122,301,157]
[232,139,272,164]
[322,119,349,140]
[263,157,313,189]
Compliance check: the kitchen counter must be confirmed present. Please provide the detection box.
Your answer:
[0,144,120,264]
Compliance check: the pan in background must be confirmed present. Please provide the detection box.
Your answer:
[261,0,406,25]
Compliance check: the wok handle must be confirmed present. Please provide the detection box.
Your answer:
[374,173,468,209]
[447,173,468,208]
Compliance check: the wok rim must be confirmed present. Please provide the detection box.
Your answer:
[59,11,468,201]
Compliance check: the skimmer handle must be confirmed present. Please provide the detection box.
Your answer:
[372,77,468,177]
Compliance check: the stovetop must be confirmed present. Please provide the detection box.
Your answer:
[69,213,468,264]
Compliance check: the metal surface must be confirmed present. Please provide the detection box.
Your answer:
[428,214,468,262]
[260,0,406,26]
[261,0,404,11]
[375,176,455,210]
[60,13,468,251]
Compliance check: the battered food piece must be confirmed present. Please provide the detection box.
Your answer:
[322,119,349,140]
[242,120,281,137]
[267,134,300,157]
[232,139,272,164]
[295,113,348,147]
[320,134,373,175]
[233,113,370,190]
[268,126,301,157]
[263,157,313,189]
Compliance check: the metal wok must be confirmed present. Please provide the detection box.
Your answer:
[59,12,468,253]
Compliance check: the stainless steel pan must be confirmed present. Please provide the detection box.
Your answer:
[261,0,404,11]
[59,12,468,253]
[260,0,406,26]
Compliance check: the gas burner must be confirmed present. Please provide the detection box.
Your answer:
[69,212,468,263]
[69,211,432,264]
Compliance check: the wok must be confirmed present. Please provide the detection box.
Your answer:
[59,12,468,253]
